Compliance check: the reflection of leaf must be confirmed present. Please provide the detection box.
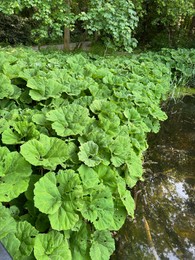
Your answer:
[34,231,71,260]
[20,134,72,170]
[90,230,115,260]
[34,170,83,230]
[46,104,92,137]
[0,147,32,202]
[78,141,102,167]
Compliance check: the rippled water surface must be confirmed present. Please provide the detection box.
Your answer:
[112,96,195,260]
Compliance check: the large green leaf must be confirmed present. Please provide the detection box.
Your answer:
[34,172,61,215]
[0,204,16,240]
[81,186,114,230]
[0,118,9,134]
[1,233,20,259]
[94,164,117,193]
[0,74,15,99]
[3,63,25,79]
[70,224,91,260]
[46,104,93,137]
[34,170,83,230]
[15,221,38,257]
[111,200,127,230]
[34,231,72,260]
[90,231,115,260]
[0,147,32,202]
[78,164,100,190]
[20,134,72,170]
[27,77,64,101]
[2,121,40,145]
[117,177,135,218]
[89,99,118,115]
[125,151,143,188]
[78,141,102,167]
[79,126,111,166]
[98,112,120,137]
[110,135,132,167]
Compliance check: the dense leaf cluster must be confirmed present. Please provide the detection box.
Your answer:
[0,48,194,259]
[1,0,195,49]
[79,0,138,52]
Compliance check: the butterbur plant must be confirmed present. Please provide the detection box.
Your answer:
[0,47,194,259]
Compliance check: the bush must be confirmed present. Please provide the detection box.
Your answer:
[0,12,32,45]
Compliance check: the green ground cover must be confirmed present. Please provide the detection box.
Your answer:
[0,47,194,259]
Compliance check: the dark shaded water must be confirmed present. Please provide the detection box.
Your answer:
[112,96,195,260]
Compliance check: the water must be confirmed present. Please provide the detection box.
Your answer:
[112,96,195,260]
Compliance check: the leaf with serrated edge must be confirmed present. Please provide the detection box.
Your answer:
[117,176,135,218]
[78,141,102,167]
[20,134,71,170]
[81,187,114,230]
[34,170,83,230]
[0,204,16,240]
[90,230,115,260]
[34,231,72,260]
[0,148,32,202]
[46,104,92,137]
[16,221,38,257]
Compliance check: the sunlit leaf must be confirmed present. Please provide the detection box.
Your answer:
[0,148,32,202]
[46,104,92,137]
[20,134,71,170]
[90,230,115,260]
[0,204,16,240]
[78,141,102,167]
[34,231,71,260]
[34,170,83,230]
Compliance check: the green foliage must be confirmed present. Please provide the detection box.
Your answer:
[20,134,73,170]
[90,231,115,260]
[0,0,194,49]
[79,0,139,52]
[0,47,194,259]
[34,231,71,260]
[151,0,194,27]
[0,0,75,44]
[0,0,139,51]
[133,0,195,48]
[0,147,32,201]
[0,12,32,45]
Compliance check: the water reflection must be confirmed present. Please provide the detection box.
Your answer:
[112,96,195,260]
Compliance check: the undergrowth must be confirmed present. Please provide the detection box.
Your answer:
[0,47,194,259]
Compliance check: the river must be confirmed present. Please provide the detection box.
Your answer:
[112,96,195,260]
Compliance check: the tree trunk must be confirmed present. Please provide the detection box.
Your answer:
[64,0,71,50]
[64,27,70,50]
